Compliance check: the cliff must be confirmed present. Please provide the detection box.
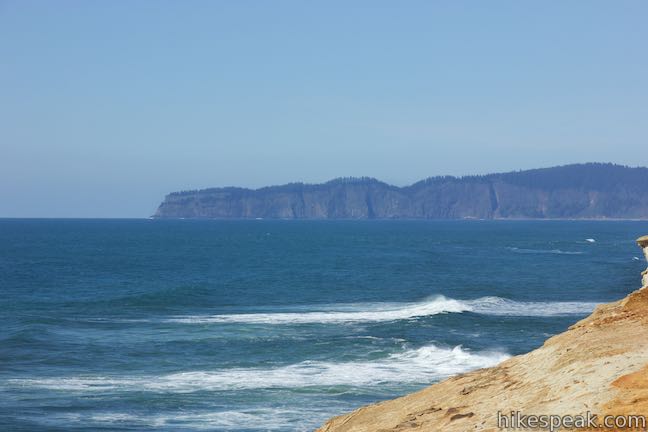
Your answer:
[153,163,648,219]
[316,238,648,432]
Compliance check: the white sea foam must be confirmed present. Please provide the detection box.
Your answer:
[464,297,598,317]
[507,247,583,255]
[165,295,598,325]
[167,296,468,324]
[92,409,313,430]
[43,408,322,431]
[7,344,508,393]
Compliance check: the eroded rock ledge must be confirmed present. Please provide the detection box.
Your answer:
[316,237,648,431]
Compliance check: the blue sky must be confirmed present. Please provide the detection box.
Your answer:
[1,1,647,217]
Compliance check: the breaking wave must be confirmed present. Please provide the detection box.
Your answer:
[24,408,327,431]
[6,344,508,392]
[90,409,321,431]
[165,296,598,324]
[465,296,598,316]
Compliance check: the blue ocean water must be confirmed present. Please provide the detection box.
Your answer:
[1,219,646,431]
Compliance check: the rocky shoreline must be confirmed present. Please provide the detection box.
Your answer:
[316,237,648,431]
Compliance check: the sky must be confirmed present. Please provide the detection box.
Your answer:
[1,1,647,217]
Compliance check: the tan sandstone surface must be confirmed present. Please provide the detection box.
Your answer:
[317,240,648,432]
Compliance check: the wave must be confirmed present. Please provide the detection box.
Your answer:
[165,295,598,325]
[507,247,583,255]
[45,407,334,431]
[88,409,320,431]
[167,296,467,324]
[465,296,598,317]
[6,344,508,392]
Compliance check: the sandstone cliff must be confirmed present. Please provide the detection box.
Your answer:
[316,238,648,431]
[154,163,648,219]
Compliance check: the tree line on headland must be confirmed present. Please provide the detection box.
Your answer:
[154,163,648,219]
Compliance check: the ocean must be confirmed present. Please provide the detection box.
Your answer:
[1,219,645,431]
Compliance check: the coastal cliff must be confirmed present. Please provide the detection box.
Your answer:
[316,238,648,431]
[154,163,648,219]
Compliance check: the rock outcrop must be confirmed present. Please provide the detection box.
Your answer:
[639,236,648,288]
[316,238,648,431]
[154,163,648,219]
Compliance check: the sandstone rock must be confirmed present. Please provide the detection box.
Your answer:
[638,236,648,287]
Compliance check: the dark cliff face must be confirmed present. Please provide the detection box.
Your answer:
[153,163,648,219]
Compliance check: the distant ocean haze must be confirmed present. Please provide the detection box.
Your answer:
[0,219,645,431]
